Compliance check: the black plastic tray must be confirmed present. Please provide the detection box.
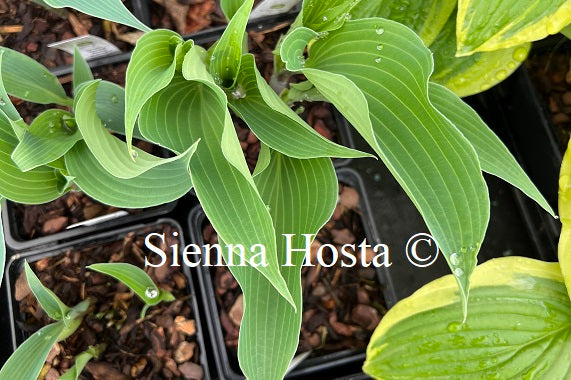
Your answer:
[2,199,178,252]
[3,218,211,379]
[188,167,395,379]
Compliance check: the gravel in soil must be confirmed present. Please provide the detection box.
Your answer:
[202,183,387,357]
[0,0,136,68]
[526,46,571,151]
[14,224,204,380]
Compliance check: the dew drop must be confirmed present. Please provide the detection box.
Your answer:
[0,98,5,106]
[322,16,328,21]
[24,91,30,97]
[376,44,384,51]
[345,13,352,20]
[495,69,507,80]
[111,95,118,104]
[447,322,462,332]
[507,62,516,69]
[295,106,305,115]
[131,150,139,160]
[375,57,382,63]
[145,287,159,299]
[376,28,385,35]
[231,85,246,100]
[512,47,527,62]
[454,268,464,277]
[450,253,460,266]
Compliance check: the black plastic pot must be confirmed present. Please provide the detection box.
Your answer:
[1,198,178,252]
[189,167,394,379]
[3,218,211,378]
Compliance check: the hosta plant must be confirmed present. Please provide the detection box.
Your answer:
[0,262,172,380]
[0,0,565,379]
[364,140,571,379]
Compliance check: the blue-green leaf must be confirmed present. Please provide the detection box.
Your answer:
[24,261,70,321]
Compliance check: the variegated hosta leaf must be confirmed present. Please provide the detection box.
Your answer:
[139,49,294,306]
[209,0,253,88]
[300,0,361,33]
[223,149,338,379]
[125,30,188,157]
[75,80,198,180]
[348,0,530,97]
[364,257,571,379]
[73,46,94,93]
[281,20,489,315]
[429,12,531,96]
[0,48,70,106]
[456,0,571,55]
[11,109,82,172]
[65,141,193,208]
[559,143,571,299]
[349,0,456,46]
[429,82,554,217]
[228,54,371,159]
[43,0,151,32]
[0,112,71,204]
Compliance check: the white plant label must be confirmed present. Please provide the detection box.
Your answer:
[249,0,301,19]
[48,34,121,60]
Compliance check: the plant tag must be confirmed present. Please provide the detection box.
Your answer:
[66,210,129,229]
[249,0,300,19]
[48,35,121,60]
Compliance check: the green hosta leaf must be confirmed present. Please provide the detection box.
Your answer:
[0,48,70,106]
[88,263,174,306]
[0,198,4,286]
[300,0,359,33]
[220,0,248,20]
[225,150,338,379]
[75,80,198,179]
[350,0,456,46]
[43,0,151,32]
[559,143,571,299]
[561,24,571,39]
[65,141,193,208]
[364,257,571,379]
[140,50,294,306]
[281,20,489,316]
[125,30,185,157]
[24,261,70,321]
[59,344,105,380]
[456,0,571,55]
[429,82,555,217]
[229,54,370,159]
[0,321,67,380]
[73,46,93,93]
[210,0,253,88]
[11,110,82,171]
[430,13,530,97]
[0,113,71,204]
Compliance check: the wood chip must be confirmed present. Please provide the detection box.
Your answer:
[175,341,196,363]
[228,294,243,327]
[0,25,23,33]
[178,362,203,380]
[175,316,196,336]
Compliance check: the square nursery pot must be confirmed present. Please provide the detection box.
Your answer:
[188,168,395,379]
[4,218,210,379]
[5,59,183,252]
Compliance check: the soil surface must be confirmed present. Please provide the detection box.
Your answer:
[14,223,204,380]
[526,47,571,151]
[0,0,136,68]
[202,183,387,360]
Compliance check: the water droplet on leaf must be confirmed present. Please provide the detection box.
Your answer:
[513,47,527,62]
[111,95,118,104]
[0,98,5,106]
[377,44,384,51]
[375,57,382,63]
[376,28,385,35]
[454,268,464,277]
[131,150,138,160]
[145,287,159,299]
[450,253,460,266]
